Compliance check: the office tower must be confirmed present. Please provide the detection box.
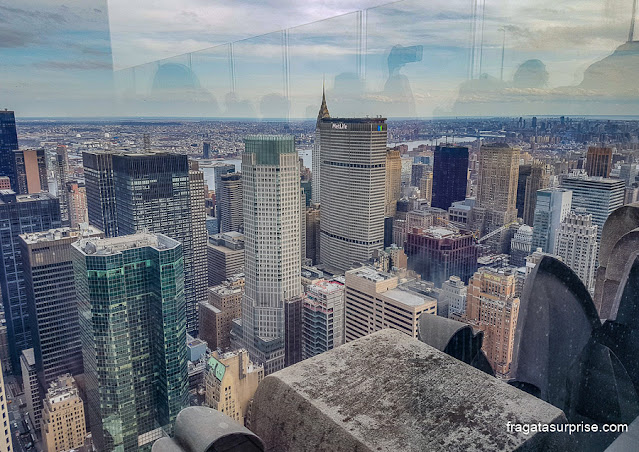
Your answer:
[385,149,402,217]
[204,350,263,425]
[560,175,625,246]
[0,361,13,452]
[83,151,118,237]
[441,276,468,318]
[0,177,10,190]
[284,297,303,368]
[312,86,330,205]
[41,375,86,452]
[66,180,88,227]
[203,142,211,159]
[554,211,598,293]
[410,163,430,187]
[0,191,61,371]
[239,135,301,375]
[531,188,572,253]
[112,152,206,335]
[585,146,613,178]
[73,233,189,452]
[419,171,433,204]
[300,188,306,262]
[55,145,70,226]
[218,172,243,233]
[432,146,469,210]
[522,162,551,226]
[0,110,18,190]
[207,232,245,286]
[510,224,533,267]
[302,279,345,360]
[619,163,638,186]
[14,149,48,194]
[344,266,436,342]
[305,204,320,265]
[405,227,478,287]
[19,226,103,388]
[214,163,236,231]
[463,267,520,377]
[199,276,244,352]
[516,164,532,218]
[473,143,520,240]
[21,348,41,431]
[319,118,387,271]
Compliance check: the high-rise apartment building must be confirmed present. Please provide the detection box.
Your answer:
[560,174,625,244]
[510,224,533,267]
[522,162,551,226]
[66,180,88,227]
[83,151,118,237]
[214,163,236,231]
[405,227,478,287]
[207,232,245,286]
[218,172,243,233]
[463,267,520,376]
[302,279,345,360]
[0,111,18,191]
[473,143,520,240]
[432,145,469,210]
[0,361,13,452]
[239,136,301,375]
[14,149,48,194]
[319,117,387,271]
[41,375,86,452]
[73,233,188,452]
[312,87,330,205]
[19,226,103,388]
[110,152,206,335]
[585,146,613,178]
[199,276,244,352]
[385,149,402,217]
[0,191,61,371]
[441,276,468,318]
[204,350,263,426]
[531,188,572,253]
[344,266,436,342]
[554,211,598,293]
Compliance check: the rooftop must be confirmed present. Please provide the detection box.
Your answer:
[347,266,394,282]
[20,224,103,244]
[385,287,436,307]
[74,233,179,256]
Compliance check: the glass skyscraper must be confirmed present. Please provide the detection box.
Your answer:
[72,233,188,452]
[432,145,469,211]
[0,191,61,372]
[0,111,18,191]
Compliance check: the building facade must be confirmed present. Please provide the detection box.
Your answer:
[510,224,533,267]
[83,151,118,238]
[302,279,345,360]
[554,211,598,293]
[0,361,12,452]
[218,172,243,233]
[312,87,330,205]
[14,149,48,195]
[385,149,402,217]
[21,348,41,431]
[0,111,18,191]
[522,162,551,226]
[432,145,469,211]
[585,146,613,178]
[319,118,387,271]
[66,181,88,227]
[207,232,245,286]
[531,188,572,254]
[441,276,468,318]
[199,276,244,352]
[41,375,86,452]
[73,233,189,452]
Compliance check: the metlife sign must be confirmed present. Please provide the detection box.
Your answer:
[332,123,347,130]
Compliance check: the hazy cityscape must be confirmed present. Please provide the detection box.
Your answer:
[3,0,639,451]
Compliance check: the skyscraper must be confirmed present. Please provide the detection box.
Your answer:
[311,86,330,205]
[385,148,402,217]
[411,163,431,187]
[214,163,236,231]
[432,145,469,210]
[207,232,245,286]
[239,135,301,375]
[522,162,551,226]
[0,191,61,371]
[472,143,520,243]
[199,276,244,352]
[585,146,613,178]
[19,226,103,388]
[83,151,118,237]
[516,164,532,218]
[441,276,468,318]
[55,145,70,226]
[510,224,533,267]
[531,188,572,253]
[302,279,345,360]
[218,172,243,233]
[66,180,88,227]
[0,110,18,191]
[560,174,625,244]
[41,375,87,452]
[319,117,387,271]
[14,149,48,194]
[554,211,598,293]
[72,233,188,452]
[112,152,206,335]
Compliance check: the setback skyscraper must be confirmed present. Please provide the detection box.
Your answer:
[213,163,235,231]
[73,233,189,452]
[238,135,301,375]
[319,117,387,271]
[432,145,469,210]
[0,191,61,371]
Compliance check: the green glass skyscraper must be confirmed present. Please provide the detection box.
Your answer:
[72,233,188,452]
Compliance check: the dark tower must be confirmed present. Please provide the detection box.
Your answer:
[432,146,469,211]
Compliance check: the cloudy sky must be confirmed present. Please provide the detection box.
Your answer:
[1,0,637,117]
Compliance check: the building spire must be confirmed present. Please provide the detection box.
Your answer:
[317,77,330,121]
[630,0,637,42]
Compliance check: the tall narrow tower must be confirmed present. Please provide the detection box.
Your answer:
[311,83,330,205]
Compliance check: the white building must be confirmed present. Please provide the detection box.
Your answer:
[441,276,468,318]
[554,210,598,293]
[510,224,533,267]
[531,188,572,253]
[302,280,345,359]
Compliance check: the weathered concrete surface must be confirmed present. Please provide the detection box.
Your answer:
[249,329,570,452]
